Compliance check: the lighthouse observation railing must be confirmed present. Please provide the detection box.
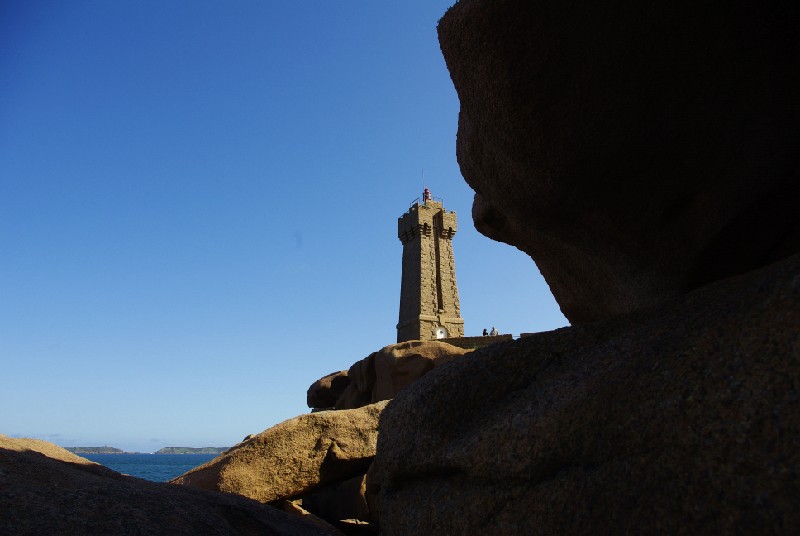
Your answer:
[409,196,444,208]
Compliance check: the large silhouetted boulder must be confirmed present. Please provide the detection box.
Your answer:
[334,341,470,410]
[0,435,338,535]
[172,401,387,503]
[370,253,800,534]
[439,0,800,323]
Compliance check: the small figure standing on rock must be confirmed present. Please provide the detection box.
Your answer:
[490,327,498,336]
[423,188,431,203]
[482,328,488,336]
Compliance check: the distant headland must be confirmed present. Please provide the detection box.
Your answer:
[154,447,229,455]
[65,446,126,454]
[64,446,229,455]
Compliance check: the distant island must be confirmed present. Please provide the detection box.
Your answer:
[155,447,229,455]
[64,446,230,455]
[65,446,126,454]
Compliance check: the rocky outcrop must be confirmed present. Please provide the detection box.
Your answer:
[333,341,471,410]
[307,371,351,410]
[172,401,387,503]
[439,0,800,324]
[0,435,338,535]
[371,253,800,534]
[286,341,471,529]
[0,434,115,469]
[175,341,466,528]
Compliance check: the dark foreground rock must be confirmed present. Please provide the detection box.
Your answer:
[0,435,338,536]
[301,475,370,528]
[172,401,387,504]
[371,253,800,535]
[439,0,800,324]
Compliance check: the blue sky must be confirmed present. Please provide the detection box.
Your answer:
[1,1,567,453]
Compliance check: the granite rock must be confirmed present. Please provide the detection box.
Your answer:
[0,435,338,536]
[301,474,370,526]
[272,500,346,535]
[439,0,800,323]
[308,370,351,410]
[335,341,470,410]
[371,253,800,534]
[172,401,387,503]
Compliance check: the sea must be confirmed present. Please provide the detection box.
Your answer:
[83,453,218,482]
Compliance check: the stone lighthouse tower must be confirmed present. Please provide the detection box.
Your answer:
[397,189,464,342]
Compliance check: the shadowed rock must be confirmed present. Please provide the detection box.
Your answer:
[272,500,346,535]
[308,370,351,410]
[172,401,387,503]
[371,253,800,534]
[439,0,800,323]
[0,435,338,536]
[301,474,370,527]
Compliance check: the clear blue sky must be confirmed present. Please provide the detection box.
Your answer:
[1,1,567,453]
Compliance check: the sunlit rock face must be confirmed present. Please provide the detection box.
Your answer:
[333,341,471,410]
[172,401,387,504]
[439,0,800,324]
